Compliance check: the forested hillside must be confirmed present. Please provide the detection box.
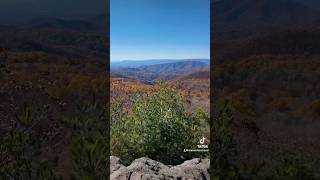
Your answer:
[212,0,320,178]
[0,17,108,179]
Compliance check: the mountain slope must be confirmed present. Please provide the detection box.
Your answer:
[0,25,107,61]
[24,13,107,35]
[27,18,96,32]
[214,29,320,63]
[139,61,208,74]
[213,29,320,172]
[175,69,210,81]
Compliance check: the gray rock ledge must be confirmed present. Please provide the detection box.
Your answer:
[110,156,210,180]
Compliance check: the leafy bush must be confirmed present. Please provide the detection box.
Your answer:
[111,88,209,165]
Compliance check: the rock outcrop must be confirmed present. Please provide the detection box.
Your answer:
[110,156,210,180]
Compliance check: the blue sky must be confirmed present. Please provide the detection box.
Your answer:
[111,0,210,61]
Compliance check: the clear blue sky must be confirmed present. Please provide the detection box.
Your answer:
[111,0,210,61]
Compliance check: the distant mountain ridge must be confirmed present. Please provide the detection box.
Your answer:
[27,18,96,32]
[111,60,210,84]
[0,24,107,62]
[214,0,320,40]
[139,61,208,74]
[0,0,107,24]
[26,14,107,34]
[111,59,209,69]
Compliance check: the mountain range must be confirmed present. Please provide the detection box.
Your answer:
[111,59,209,69]
[24,13,107,33]
[111,60,210,84]
[0,28,106,61]
[0,13,108,63]
[0,0,107,24]
[213,0,320,40]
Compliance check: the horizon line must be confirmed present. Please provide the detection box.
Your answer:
[110,58,210,62]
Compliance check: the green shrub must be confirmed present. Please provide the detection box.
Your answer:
[111,88,208,165]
